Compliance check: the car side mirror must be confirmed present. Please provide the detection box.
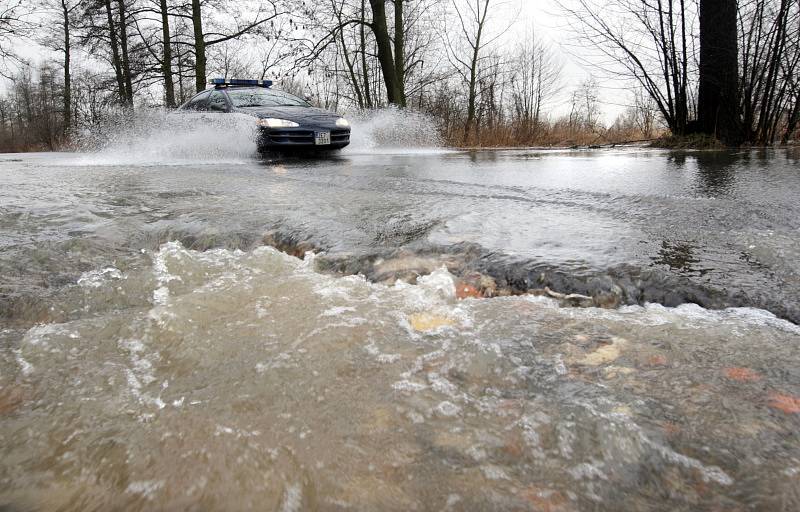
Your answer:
[208,103,226,112]
[304,94,314,102]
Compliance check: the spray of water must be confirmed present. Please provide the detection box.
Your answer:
[67,106,446,166]
[344,107,446,153]
[72,109,259,166]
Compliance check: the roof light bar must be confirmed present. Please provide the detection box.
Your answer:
[209,78,273,88]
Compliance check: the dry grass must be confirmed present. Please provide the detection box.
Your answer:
[442,122,661,149]
[649,134,726,149]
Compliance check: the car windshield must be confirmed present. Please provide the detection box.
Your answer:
[227,88,310,108]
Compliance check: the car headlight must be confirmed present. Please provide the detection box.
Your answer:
[336,118,350,128]
[257,118,300,128]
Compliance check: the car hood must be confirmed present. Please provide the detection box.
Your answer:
[234,106,342,123]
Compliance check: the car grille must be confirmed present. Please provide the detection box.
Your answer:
[331,130,350,144]
[267,129,350,145]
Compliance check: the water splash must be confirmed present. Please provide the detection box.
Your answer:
[71,109,259,166]
[60,106,447,166]
[343,107,447,154]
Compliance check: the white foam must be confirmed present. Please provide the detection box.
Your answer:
[126,480,165,497]
[577,399,733,486]
[320,306,357,317]
[568,461,608,481]
[77,267,124,287]
[13,350,34,376]
[434,400,462,417]
[119,338,164,410]
[481,465,510,480]
[416,267,457,302]
[392,380,428,393]
[280,483,303,512]
[559,300,800,335]
[22,323,69,346]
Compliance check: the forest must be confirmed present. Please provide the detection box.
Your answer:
[0,0,798,151]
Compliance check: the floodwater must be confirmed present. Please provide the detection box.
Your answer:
[1,123,799,510]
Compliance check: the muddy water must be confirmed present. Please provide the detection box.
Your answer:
[1,147,800,510]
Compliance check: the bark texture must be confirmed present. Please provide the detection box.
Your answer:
[698,0,741,145]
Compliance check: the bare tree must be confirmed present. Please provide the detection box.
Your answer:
[443,0,510,139]
[633,87,658,137]
[740,0,800,144]
[359,0,372,108]
[563,0,800,145]
[186,0,287,93]
[561,0,693,136]
[208,39,251,79]
[509,26,561,135]
[368,0,404,105]
[159,0,175,106]
[125,0,187,107]
[573,76,603,133]
[256,19,296,81]
[330,0,368,108]
[95,0,128,104]
[117,0,134,105]
[0,0,34,76]
[1,64,64,149]
[298,0,444,108]
[38,0,81,132]
[474,53,509,139]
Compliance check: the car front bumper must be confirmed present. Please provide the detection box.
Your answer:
[257,126,351,150]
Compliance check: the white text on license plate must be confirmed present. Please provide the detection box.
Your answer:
[315,131,331,145]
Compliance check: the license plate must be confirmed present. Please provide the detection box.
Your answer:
[314,131,331,145]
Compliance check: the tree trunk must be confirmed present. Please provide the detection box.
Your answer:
[117,0,134,105]
[104,0,126,104]
[160,0,175,107]
[360,0,373,108]
[465,1,489,139]
[393,0,405,105]
[61,0,71,133]
[368,0,403,106]
[176,36,185,103]
[698,0,741,145]
[465,44,480,138]
[678,0,689,133]
[192,0,206,93]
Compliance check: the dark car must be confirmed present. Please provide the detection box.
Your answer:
[177,79,351,153]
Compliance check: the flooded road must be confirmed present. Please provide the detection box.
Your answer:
[1,145,800,510]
